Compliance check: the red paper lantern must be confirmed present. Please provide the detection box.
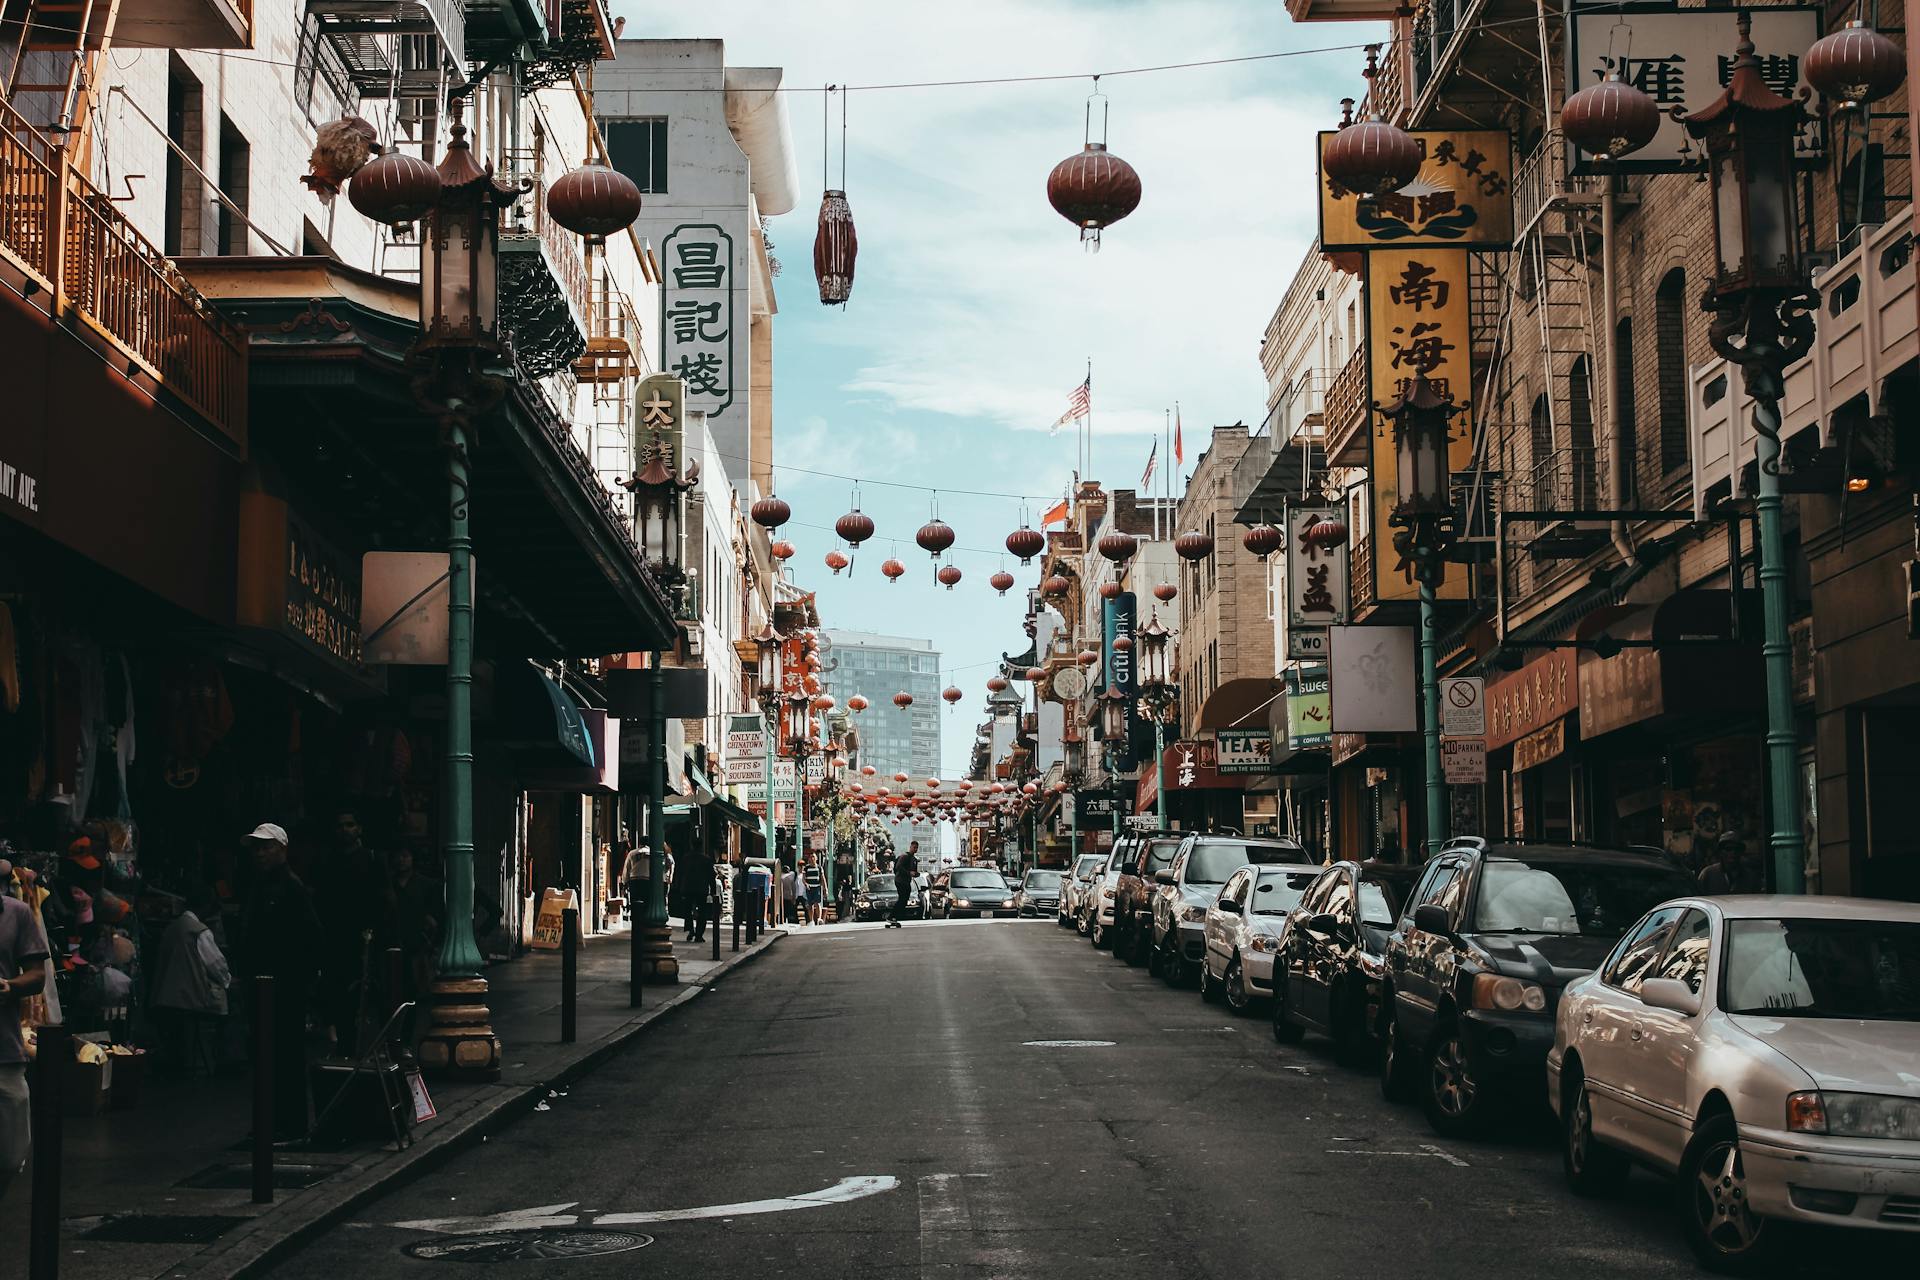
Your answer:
[990,570,1015,595]
[814,189,858,305]
[937,564,963,590]
[824,549,849,574]
[880,557,906,582]
[771,539,796,561]
[893,771,910,783]
[1025,666,1046,683]
[1322,117,1421,196]
[1006,526,1044,562]
[1047,143,1142,248]
[546,161,643,241]
[1174,530,1213,561]
[813,694,836,712]
[1042,574,1070,598]
[893,691,913,708]
[848,694,870,712]
[347,148,442,225]
[987,676,1009,693]
[942,687,962,706]
[916,519,955,558]
[1805,20,1907,109]
[1153,582,1177,603]
[1078,650,1099,666]
[1242,523,1283,560]
[835,509,875,546]
[1097,528,1138,563]
[1307,516,1349,549]
[1099,581,1121,600]
[750,495,791,529]
[860,763,877,776]
[1113,634,1133,652]
[1561,74,1662,160]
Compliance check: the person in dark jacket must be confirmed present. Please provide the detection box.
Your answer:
[888,842,920,928]
[241,823,323,1141]
[677,839,714,943]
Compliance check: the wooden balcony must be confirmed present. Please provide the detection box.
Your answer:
[4,0,253,50]
[0,98,246,446]
[1323,346,1370,468]
[573,275,643,383]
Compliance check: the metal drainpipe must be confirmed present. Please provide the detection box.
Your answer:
[1602,181,1637,565]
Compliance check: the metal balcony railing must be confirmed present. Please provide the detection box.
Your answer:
[1324,347,1369,466]
[1351,534,1376,613]
[0,98,246,445]
[1509,446,1603,513]
[499,154,590,380]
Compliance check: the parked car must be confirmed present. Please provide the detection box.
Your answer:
[1087,844,1131,949]
[1548,895,1920,1272]
[941,867,1019,918]
[1060,852,1106,929]
[1113,832,1181,966]
[1272,860,1422,1061]
[854,873,926,922]
[1015,868,1064,917]
[1377,839,1695,1138]
[1200,863,1322,1013]
[1149,835,1312,986]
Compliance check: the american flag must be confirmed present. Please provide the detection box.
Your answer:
[1050,377,1091,435]
[1140,440,1157,489]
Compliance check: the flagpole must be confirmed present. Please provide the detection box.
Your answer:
[1165,405,1173,537]
[1084,357,1093,486]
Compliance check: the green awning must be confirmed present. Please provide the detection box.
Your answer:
[518,666,595,768]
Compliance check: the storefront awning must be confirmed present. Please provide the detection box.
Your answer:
[1196,677,1281,732]
[1577,592,1761,740]
[494,661,596,768]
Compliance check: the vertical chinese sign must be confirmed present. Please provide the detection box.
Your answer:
[1366,248,1474,601]
[1285,503,1350,655]
[1318,129,1512,608]
[660,224,737,419]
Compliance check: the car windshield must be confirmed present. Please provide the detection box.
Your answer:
[1024,871,1062,889]
[1251,869,1319,915]
[1471,858,1693,937]
[1185,840,1308,885]
[865,878,895,893]
[1146,840,1181,870]
[951,871,1009,891]
[1724,917,1920,1020]
[1075,856,1104,877]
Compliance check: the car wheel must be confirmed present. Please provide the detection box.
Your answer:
[1200,958,1223,1003]
[1271,973,1305,1043]
[1146,932,1164,978]
[1682,1112,1772,1274]
[1160,937,1184,987]
[1378,1006,1415,1102]
[1422,1022,1490,1138]
[1091,920,1107,949]
[1224,957,1253,1015]
[1562,1069,1630,1198]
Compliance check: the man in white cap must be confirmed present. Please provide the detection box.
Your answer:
[240,823,322,1141]
[1,867,49,1197]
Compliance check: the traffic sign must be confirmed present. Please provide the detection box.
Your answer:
[1440,676,1485,738]
[1442,737,1487,784]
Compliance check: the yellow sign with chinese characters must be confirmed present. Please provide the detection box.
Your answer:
[1318,130,1514,251]
[1365,248,1475,603]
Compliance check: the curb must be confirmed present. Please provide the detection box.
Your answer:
[161,928,784,1280]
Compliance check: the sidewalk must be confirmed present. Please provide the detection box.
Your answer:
[18,923,784,1280]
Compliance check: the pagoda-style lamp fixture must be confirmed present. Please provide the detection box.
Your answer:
[627,434,697,584]
[1685,12,1820,895]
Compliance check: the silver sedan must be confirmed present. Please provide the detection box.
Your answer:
[1549,894,1920,1273]
[1200,864,1321,1013]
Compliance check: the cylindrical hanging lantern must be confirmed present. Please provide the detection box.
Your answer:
[547,161,643,242]
[1561,74,1662,160]
[1243,523,1283,560]
[1174,529,1213,561]
[836,508,875,546]
[1097,528,1138,562]
[814,188,858,305]
[751,495,791,529]
[937,564,963,590]
[1805,20,1908,110]
[990,570,1016,595]
[825,549,849,574]
[1153,582,1178,603]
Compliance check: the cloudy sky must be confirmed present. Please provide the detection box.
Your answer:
[617,1,1384,774]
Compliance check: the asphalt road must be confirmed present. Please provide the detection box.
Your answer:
[262,919,1891,1279]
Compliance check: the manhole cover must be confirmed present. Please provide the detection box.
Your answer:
[401,1229,654,1262]
[1023,1039,1115,1048]
[79,1214,247,1244]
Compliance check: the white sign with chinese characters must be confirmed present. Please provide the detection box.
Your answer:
[660,223,737,419]
[1568,6,1824,172]
[1285,505,1351,631]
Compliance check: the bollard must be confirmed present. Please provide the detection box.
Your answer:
[251,975,274,1205]
[710,888,721,962]
[560,907,578,1044]
[29,1022,69,1280]
[732,886,742,953]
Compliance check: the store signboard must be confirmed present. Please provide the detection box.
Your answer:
[1286,627,1330,661]
[1216,728,1277,775]
[634,373,686,477]
[1567,6,1823,173]
[240,494,363,672]
[1442,737,1488,784]
[1329,626,1417,733]
[1286,666,1333,749]
[1285,505,1350,630]
[659,223,737,418]
[1103,593,1138,772]
[1485,648,1578,750]
[740,759,797,803]
[1365,248,1475,603]
[1318,129,1515,250]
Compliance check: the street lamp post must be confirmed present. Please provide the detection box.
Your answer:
[1136,616,1176,831]
[753,622,784,887]
[403,97,523,1080]
[788,699,813,893]
[1685,14,1815,894]
[1377,373,1459,859]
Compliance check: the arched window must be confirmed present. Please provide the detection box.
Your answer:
[1655,269,1689,473]
[1615,318,1639,505]
[1529,392,1553,505]
[1569,355,1597,508]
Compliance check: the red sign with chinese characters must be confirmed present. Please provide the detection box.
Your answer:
[1484,649,1578,752]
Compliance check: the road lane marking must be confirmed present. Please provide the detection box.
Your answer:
[1022,1039,1115,1047]
[1324,1145,1469,1167]
[389,1174,901,1234]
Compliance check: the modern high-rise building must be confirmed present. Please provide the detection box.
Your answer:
[823,631,943,856]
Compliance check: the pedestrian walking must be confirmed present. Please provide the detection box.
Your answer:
[887,841,920,928]
[1697,834,1758,895]
[789,862,811,926]
[678,839,713,943]
[1,881,51,1198]
[804,854,824,925]
[149,889,232,1070]
[239,822,323,1143]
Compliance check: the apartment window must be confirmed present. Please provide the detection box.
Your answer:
[164,64,204,257]
[1655,269,1689,473]
[1839,143,1887,239]
[1529,393,1552,487]
[218,115,251,255]
[1346,302,1357,358]
[1615,318,1639,505]
[1568,355,1597,508]
[603,117,669,194]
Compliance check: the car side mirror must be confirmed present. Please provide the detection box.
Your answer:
[1217,899,1242,915]
[1307,912,1342,937]
[1639,977,1702,1017]
[1154,870,1175,885]
[1412,903,1452,936]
